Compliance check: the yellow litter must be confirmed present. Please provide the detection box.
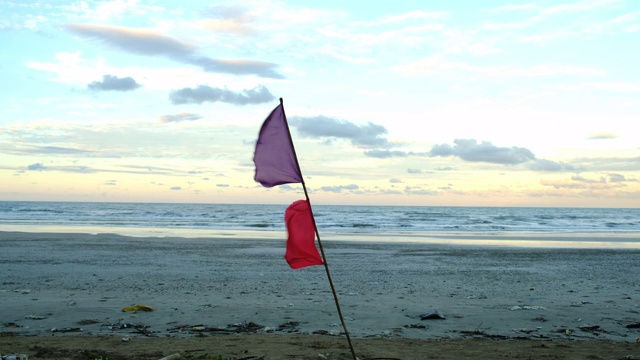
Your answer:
[122,304,154,313]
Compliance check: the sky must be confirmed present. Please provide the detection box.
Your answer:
[1,0,639,207]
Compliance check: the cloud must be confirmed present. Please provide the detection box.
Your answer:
[395,56,604,77]
[184,57,283,78]
[216,184,230,187]
[608,173,637,182]
[405,186,438,195]
[586,10,640,34]
[571,155,640,172]
[429,139,536,165]
[529,159,577,172]
[26,163,94,173]
[159,113,203,123]
[540,180,588,189]
[541,172,633,191]
[88,74,141,91]
[428,143,455,157]
[588,132,618,140]
[363,150,408,158]
[566,82,640,92]
[487,0,620,31]
[389,178,403,183]
[278,184,297,192]
[542,0,617,15]
[290,116,388,148]
[11,146,94,156]
[63,23,196,55]
[27,163,46,171]
[380,189,403,195]
[362,149,430,158]
[407,168,422,174]
[170,186,182,190]
[169,85,275,105]
[63,23,283,78]
[572,175,606,184]
[320,184,359,193]
[201,5,256,35]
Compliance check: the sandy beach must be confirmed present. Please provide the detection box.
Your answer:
[1,230,640,359]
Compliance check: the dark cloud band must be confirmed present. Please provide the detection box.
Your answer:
[290,116,389,148]
[64,23,284,78]
[169,85,274,105]
[88,74,141,91]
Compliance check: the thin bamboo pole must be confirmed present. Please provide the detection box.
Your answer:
[279,98,357,360]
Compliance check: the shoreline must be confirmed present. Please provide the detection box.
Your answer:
[1,225,639,249]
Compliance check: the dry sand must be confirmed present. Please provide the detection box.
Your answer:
[1,230,639,359]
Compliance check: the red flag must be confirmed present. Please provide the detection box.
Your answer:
[253,102,303,188]
[284,200,323,269]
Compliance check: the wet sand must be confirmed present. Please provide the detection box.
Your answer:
[1,231,639,359]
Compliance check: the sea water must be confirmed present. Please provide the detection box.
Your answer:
[1,201,639,247]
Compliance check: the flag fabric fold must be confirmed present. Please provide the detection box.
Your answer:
[284,200,323,269]
[253,103,303,188]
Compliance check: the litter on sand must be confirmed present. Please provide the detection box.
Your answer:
[122,304,154,313]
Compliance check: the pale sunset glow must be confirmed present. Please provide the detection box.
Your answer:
[1,1,639,207]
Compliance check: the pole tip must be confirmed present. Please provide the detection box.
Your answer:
[279,97,283,105]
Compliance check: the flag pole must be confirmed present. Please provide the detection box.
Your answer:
[279,98,357,360]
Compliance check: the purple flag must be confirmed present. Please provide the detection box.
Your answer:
[253,101,303,187]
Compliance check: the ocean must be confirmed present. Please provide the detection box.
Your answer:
[1,201,639,248]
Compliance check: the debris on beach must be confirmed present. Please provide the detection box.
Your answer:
[168,324,228,334]
[157,354,181,360]
[277,321,300,333]
[403,323,427,329]
[50,327,82,333]
[579,325,601,332]
[509,305,545,311]
[24,315,46,320]
[165,321,323,335]
[570,301,593,307]
[0,353,29,360]
[554,328,573,336]
[419,311,446,320]
[454,329,511,340]
[167,321,266,335]
[512,328,540,334]
[227,322,264,333]
[310,329,343,336]
[122,304,154,313]
[465,294,488,299]
[104,322,154,336]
